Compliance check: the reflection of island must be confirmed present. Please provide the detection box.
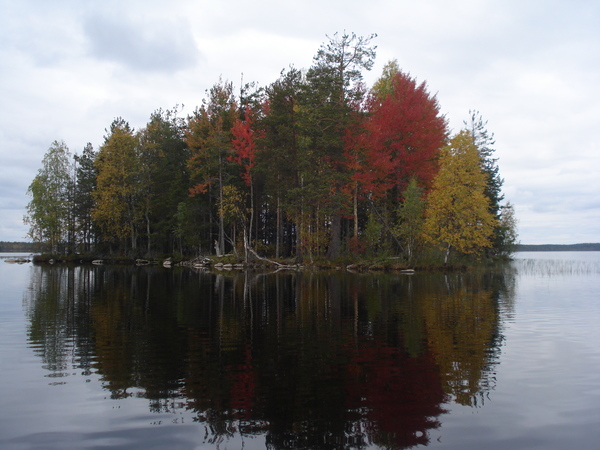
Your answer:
[24,265,514,448]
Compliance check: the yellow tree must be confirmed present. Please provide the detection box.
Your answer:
[92,118,141,250]
[424,130,497,264]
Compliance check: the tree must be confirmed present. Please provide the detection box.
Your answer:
[73,143,97,252]
[137,107,190,254]
[423,131,497,264]
[303,31,377,258]
[259,67,304,258]
[186,79,237,256]
[465,110,503,214]
[341,106,369,241]
[229,105,261,261]
[366,66,448,195]
[394,178,426,264]
[92,118,141,251]
[24,140,73,253]
[371,59,400,99]
[496,202,519,258]
[464,110,513,257]
[341,64,447,255]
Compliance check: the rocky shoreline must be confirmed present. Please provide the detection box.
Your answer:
[29,254,427,273]
[3,257,32,264]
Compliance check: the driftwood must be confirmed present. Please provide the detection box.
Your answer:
[245,244,285,267]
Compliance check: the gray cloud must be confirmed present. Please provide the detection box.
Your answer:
[83,14,202,73]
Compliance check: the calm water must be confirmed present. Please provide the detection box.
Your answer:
[0,252,599,449]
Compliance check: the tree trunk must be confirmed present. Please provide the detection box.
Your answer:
[131,226,136,251]
[353,181,359,239]
[296,175,304,262]
[243,226,249,262]
[248,177,254,262]
[276,191,281,259]
[218,157,225,256]
[444,244,451,265]
[327,213,341,259]
[145,208,151,254]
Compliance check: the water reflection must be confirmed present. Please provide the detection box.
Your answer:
[23,265,514,448]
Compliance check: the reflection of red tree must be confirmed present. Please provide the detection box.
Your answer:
[343,340,448,448]
[229,343,256,420]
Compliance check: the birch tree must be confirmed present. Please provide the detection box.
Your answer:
[24,140,73,253]
[394,178,426,263]
[424,131,497,264]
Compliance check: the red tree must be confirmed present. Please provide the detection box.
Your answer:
[342,109,395,241]
[364,71,448,197]
[228,105,264,260]
[229,106,260,187]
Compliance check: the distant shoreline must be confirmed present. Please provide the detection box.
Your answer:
[0,242,39,253]
[517,243,600,252]
[2,241,600,253]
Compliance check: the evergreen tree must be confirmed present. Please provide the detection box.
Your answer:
[259,67,304,258]
[137,107,190,254]
[464,111,507,257]
[302,32,377,258]
[73,143,97,252]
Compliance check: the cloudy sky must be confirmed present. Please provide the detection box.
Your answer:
[1,0,598,245]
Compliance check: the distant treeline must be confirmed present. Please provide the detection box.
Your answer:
[0,241,39,252]
[517,243,600,252]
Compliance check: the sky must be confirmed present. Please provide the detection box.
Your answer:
[1,0,598,245]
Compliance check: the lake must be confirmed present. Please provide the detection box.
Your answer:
[0,252,599,449]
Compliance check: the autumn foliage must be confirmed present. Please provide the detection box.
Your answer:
[368,72,448,194]
[229,106,261,187]
[25,33,516,264]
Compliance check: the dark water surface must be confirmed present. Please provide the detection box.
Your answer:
[0,252,599,449]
